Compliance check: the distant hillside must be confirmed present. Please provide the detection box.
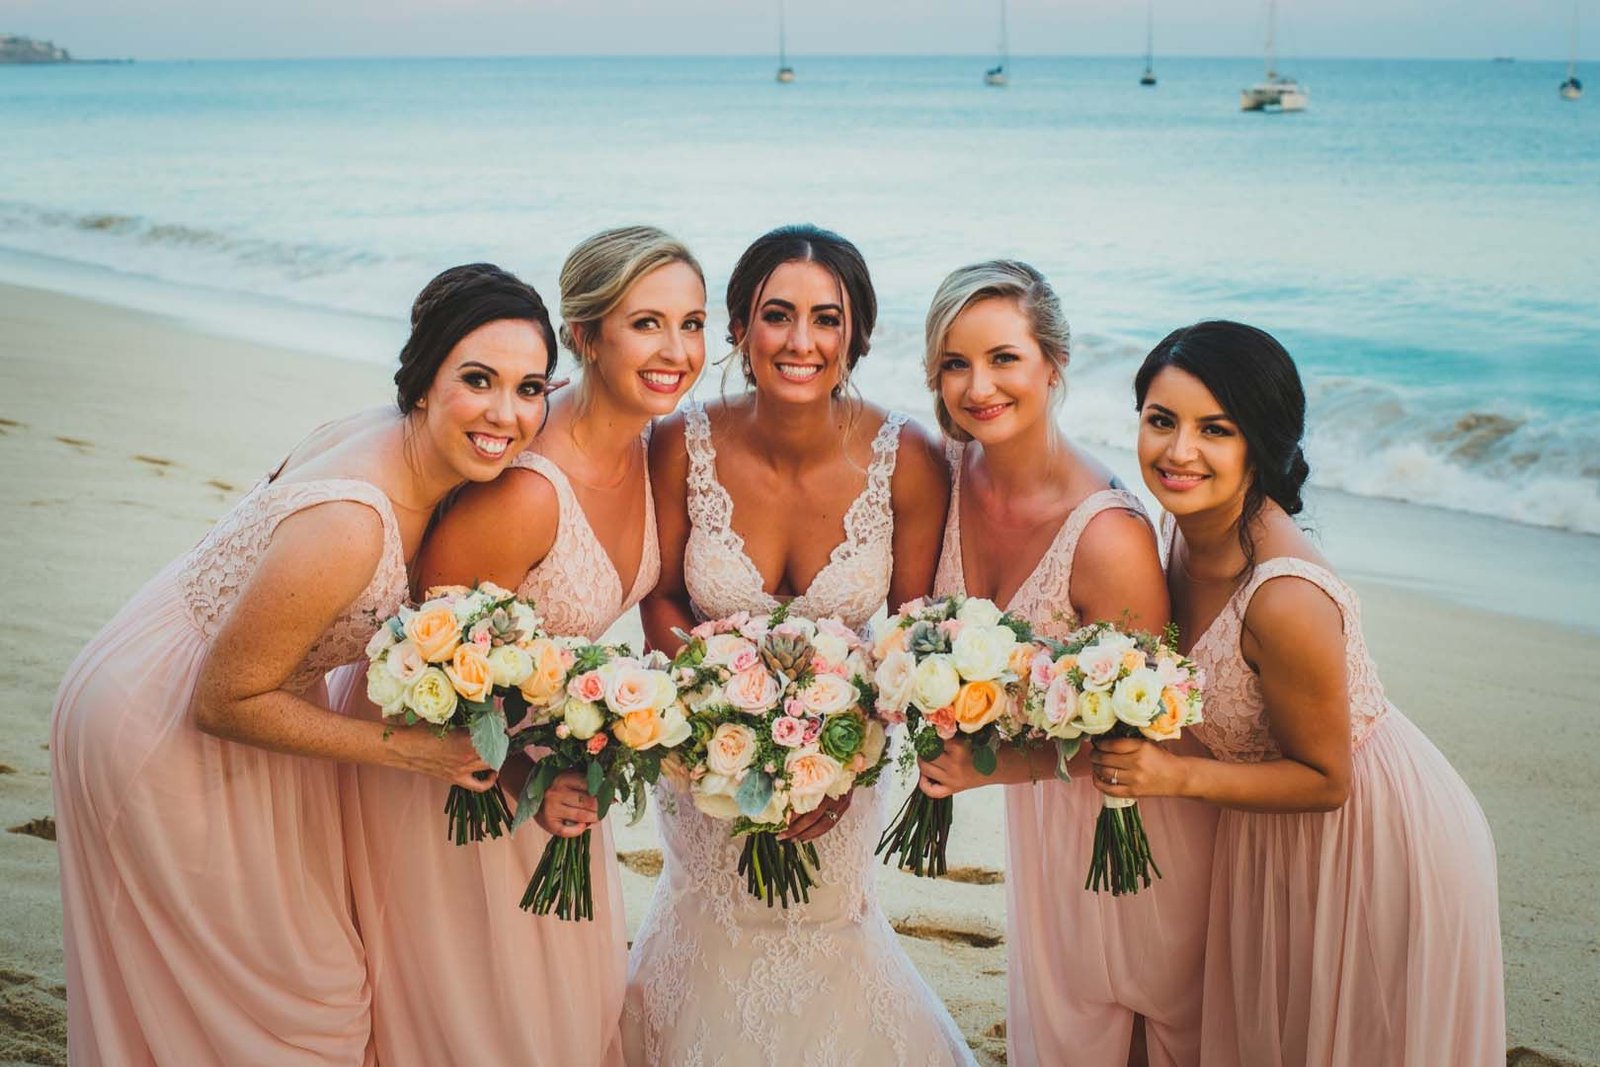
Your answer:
[0,34,71,64]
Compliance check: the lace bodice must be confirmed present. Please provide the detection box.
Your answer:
[178,477,409,694]
[1171,518,1394,763]
[932,440,1148,639]
[681,402,908,631]
[509,448,659,641]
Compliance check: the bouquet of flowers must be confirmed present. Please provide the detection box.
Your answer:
[362,582,545,845]
[671,607,890,908]
[1029,621,1204,895]
[510,641,689,920]
[871,596,1037,877]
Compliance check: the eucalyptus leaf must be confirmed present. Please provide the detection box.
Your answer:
[512,762,558,832]
[1055,738,1082,782]
[735,771,774,818]
[468,709,510,770]
[585,760,604,795]
[595,780,615,820]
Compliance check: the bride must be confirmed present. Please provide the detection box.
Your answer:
[625,224,971,1066]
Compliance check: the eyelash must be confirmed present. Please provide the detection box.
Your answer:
[1144,413,1232,437]
[465,371,547,398]
[760,310,841,329]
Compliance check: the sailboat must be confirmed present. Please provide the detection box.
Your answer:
[1240,0,1308,111]
[776,0,795,83]
[1140,0,1157,85]
[985,0,1009,86]
[1560,0,1582,100]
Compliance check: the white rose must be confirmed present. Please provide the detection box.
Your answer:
[685,682,726,712]
[1077,645,1123,692]
[772,617,818,641]
[1098,629,1138,652]
[366,660,407,716]
[600,660,659,716]
[365,625,398,660]
[658,703,692,748]
[384,639,428,685]
[810,632,851,668]
[406,667,459,725]
[563,699,605,740]
[798,673,858,717]
[705,723,759,777]
[703,633,758,669]
[1111,668,1164,727]
[844,649,871,681]
[911,654,961,712]
[692,772,742,820]
[1076,690,1117,734]
[955,597,1004,628]
[873,650,917,714]
[486,645,534,688]
[950,625,1016,682]
[859,718,888,769]
[648,669,680,713]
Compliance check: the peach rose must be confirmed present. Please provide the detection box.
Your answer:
[1121,649,1148,674]
[724,666,781,714]
[445,644,493,703]
[872,623,912,661]
[951,679,1005,733]
[706,723,758,776]
[785,748,845,814]
[518,638,568,705]
[567,669,606,705]
[1007,643,1036,679]
[1140,687,1187,742]
[927,706,958,740]
[612,708,664,750]
[405,606,461,663]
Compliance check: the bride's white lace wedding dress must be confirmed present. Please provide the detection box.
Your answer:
[623,402,974,1067]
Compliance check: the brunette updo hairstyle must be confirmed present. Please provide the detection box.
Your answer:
[394,263,557,414]
[1133,320,1311,566]
[725,224,876,390]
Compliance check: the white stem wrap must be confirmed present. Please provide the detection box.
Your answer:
[1101,795,1137,810]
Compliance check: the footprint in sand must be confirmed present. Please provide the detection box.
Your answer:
[617,849,664,878]
[8,816,56,842]
[132,454,177,474]
[54,435,93,452]
[0,764,15,774]
[0,964,68,1065]
[205,478,236,493]
[939,865,1004,885]
[890,918,1003,949]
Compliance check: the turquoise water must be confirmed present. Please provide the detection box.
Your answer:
[2,55,1596,530]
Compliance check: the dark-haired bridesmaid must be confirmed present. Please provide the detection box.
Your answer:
[50,263,556,1063]
[1092,320,1505,1066]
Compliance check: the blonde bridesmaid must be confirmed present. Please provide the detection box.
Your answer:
[330,227,706,1066]
[915,261,1218,1067]
[49,264,554,1064]
[1093,320,1505,1066]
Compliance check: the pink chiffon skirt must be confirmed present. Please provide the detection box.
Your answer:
[328,663,627,1067]
[1200,711,1505,1066]
[1004,776,1219,1067]
[51,561,372,1065]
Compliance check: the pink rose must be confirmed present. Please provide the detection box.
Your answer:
[558,647,577,670]
[555,723,571,739]
[784,697,806,717]
[771,716,807,748]
[811,656,848,677]
[728,646,760,673]
[938,619,965,639]
[724,666,781,713]
[928,706,958,740]
[586,734,608,755]
[1044,674,1078,724]
[469,619,494,649]
[802,716,824,745]
[1030,649,1055,687]
[568,670,606,704]
[816,617,857,643]
[690,620,718,640]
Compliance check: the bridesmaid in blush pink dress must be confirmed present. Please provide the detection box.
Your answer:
[921,260,1216,1067]
[49,264,556,1064]
[1092,320,1504,1066]
[330,227,706,1066]
[915,262,1218,1067]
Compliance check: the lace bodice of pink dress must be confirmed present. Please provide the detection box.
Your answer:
[1166,516,1505,1066]
[510,449,660,634]
[624,406,974,1067]
[52,475,408,1064]
[933,442,1217,1067]
[334,443,659,1067]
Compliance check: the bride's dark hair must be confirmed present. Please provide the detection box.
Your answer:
[724,224,876,391]
[394,263,557,413]
[1134,320,1311,567]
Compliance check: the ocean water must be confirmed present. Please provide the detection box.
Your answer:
[2,55,1597,533]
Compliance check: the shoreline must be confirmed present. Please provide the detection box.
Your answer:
[1,280,1596,1064]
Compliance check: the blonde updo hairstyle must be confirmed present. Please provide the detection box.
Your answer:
[923,259,1070,442]
[558,225,704,408]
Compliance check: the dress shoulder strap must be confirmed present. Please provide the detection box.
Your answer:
[506,450,574,544]
[680,401,731,533]
[1239,556,1356,632]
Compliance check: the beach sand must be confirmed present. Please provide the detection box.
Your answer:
[1,280,1594,1066]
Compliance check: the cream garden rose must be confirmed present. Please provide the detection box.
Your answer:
[724,666,782,714]
[407,667,459,725]
[705,723,759,777]
[911,654,961,712]
[366,660,407,715]
[797,673,858,717]
[563,699,605,741]
[950,625,1017,681]
[955,597,1003,628]
[874,649,917,714]
[487,644,534,689]
[785,748,846,814]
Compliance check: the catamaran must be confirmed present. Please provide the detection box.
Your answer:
[1240,0,1308,111]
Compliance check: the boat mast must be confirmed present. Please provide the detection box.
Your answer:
[1265,0,1278,80]
[1570,0,1580,80]
[999,0,1010,73]
[1144,0,1155,76]
[779,0,788,71]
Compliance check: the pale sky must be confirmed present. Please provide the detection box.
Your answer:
[1,0,1589,63]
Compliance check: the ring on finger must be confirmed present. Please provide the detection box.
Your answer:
[1110,770,1118,786]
